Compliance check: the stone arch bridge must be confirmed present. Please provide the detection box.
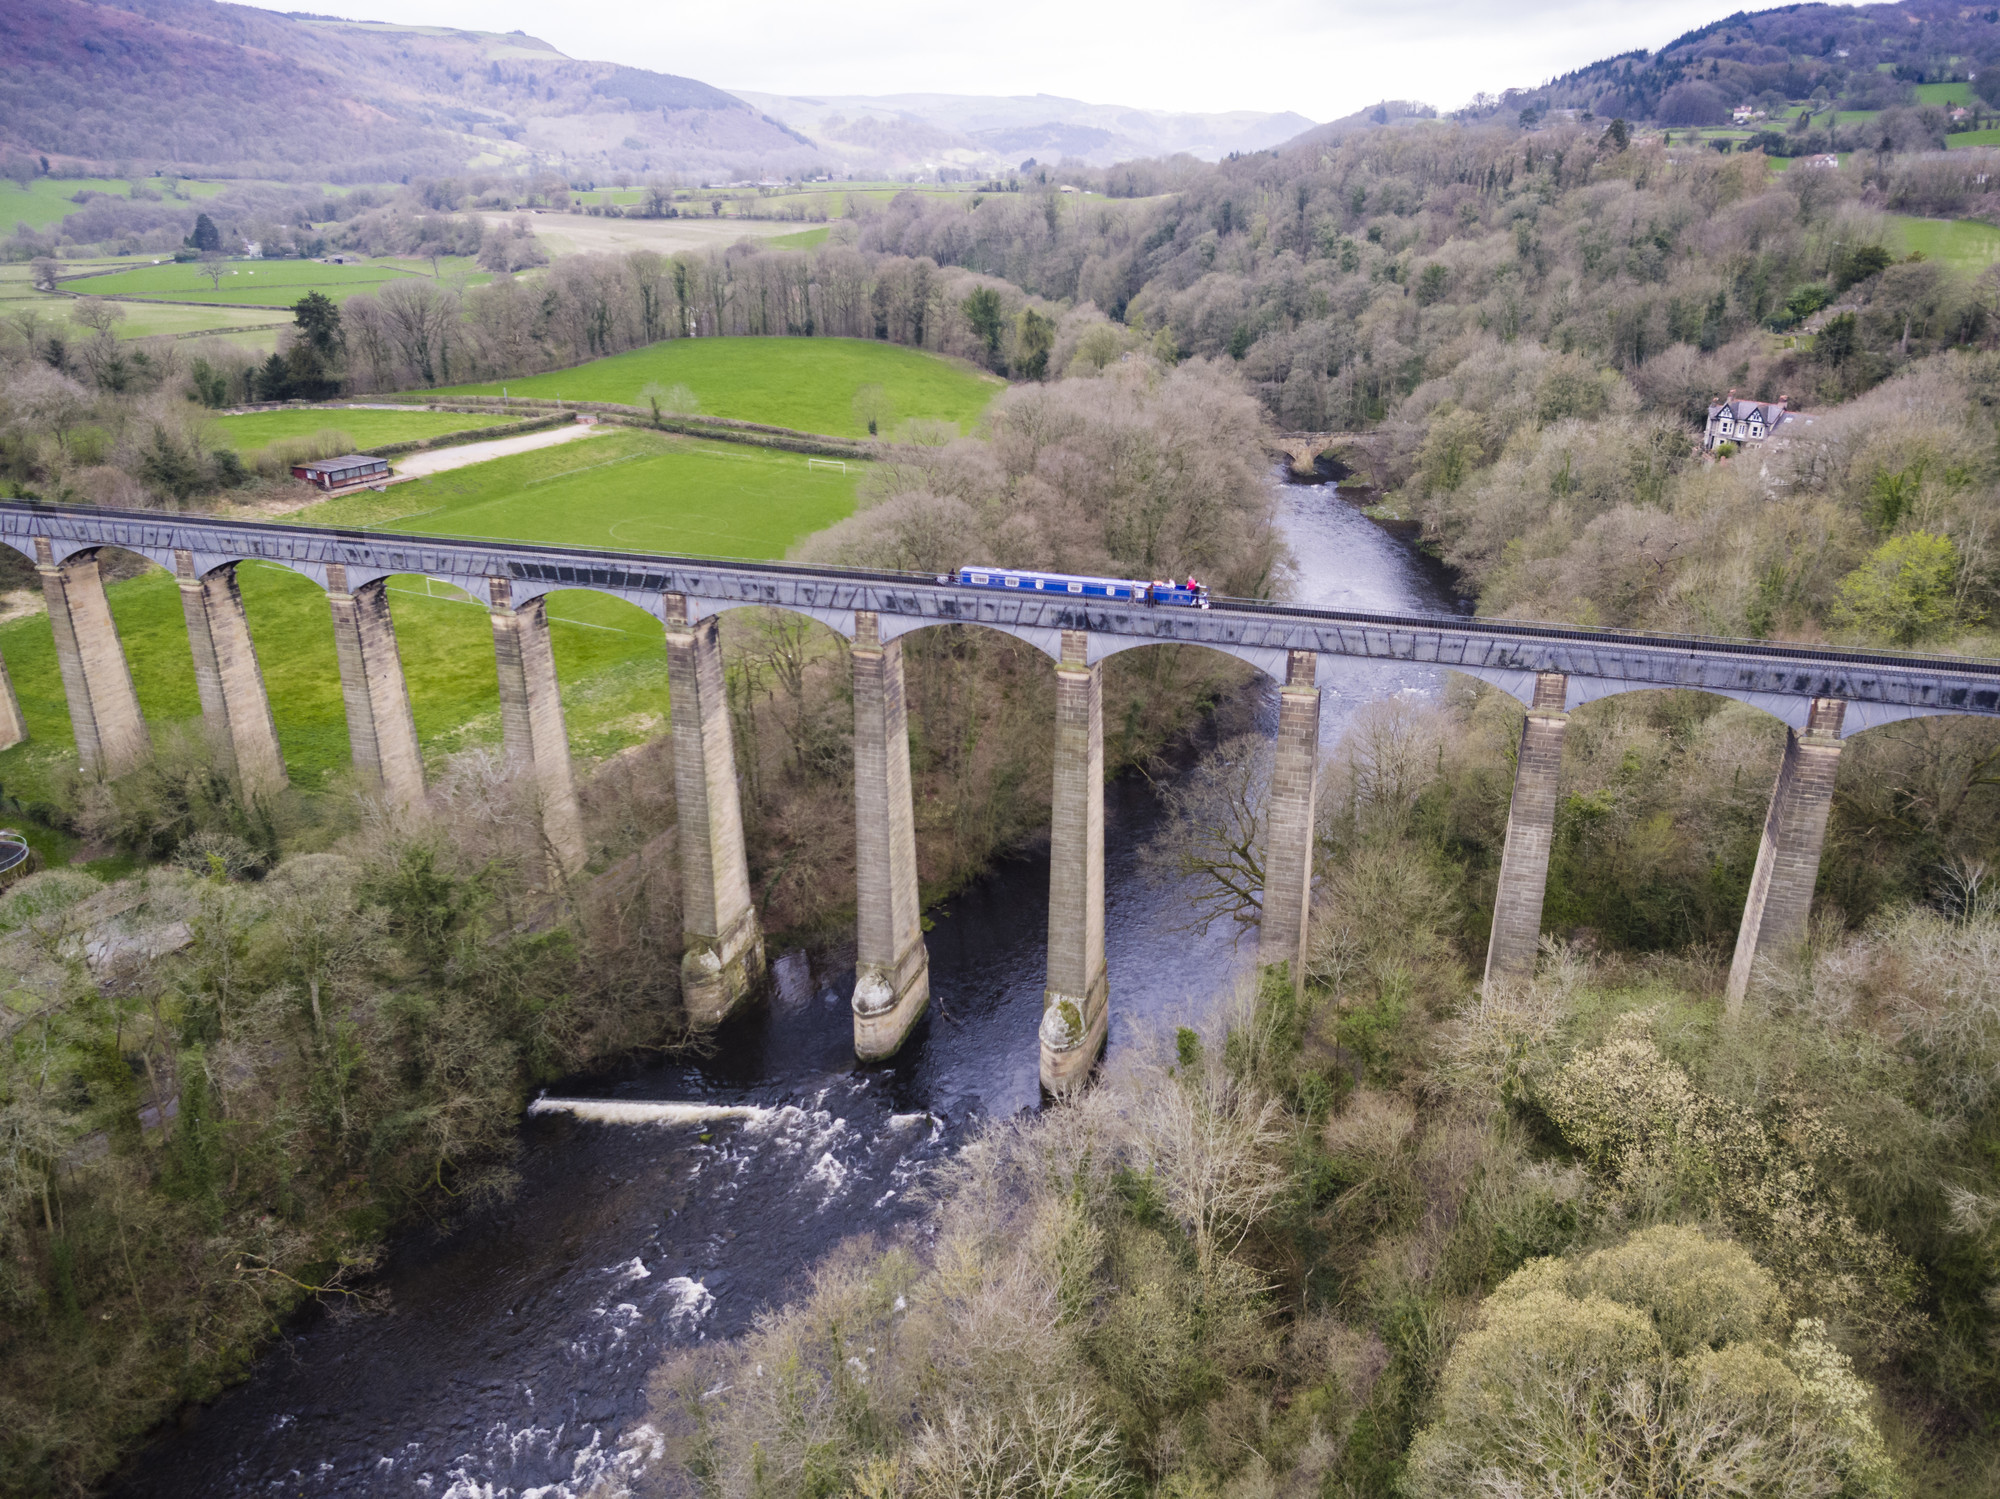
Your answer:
[3,500,1997,1091]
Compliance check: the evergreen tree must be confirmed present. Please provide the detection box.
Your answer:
[962,286,1005,361]
[290,290,342,358]
[1013,307,1056,381]
[255,351,292,402]
[188,212,221,253]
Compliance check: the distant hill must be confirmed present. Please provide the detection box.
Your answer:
[1282,100,1441,150]
[0,0,818,181]
[730,91,1319,172]
[1471,0,2000,126]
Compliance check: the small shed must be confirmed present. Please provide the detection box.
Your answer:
[291,454,390,490]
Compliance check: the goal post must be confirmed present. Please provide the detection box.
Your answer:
[807,458,848,474]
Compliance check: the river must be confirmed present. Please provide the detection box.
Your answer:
[113,476,1464,1499]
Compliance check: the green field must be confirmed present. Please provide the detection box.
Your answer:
[207,407,513,454]
[1948,128,2000,149]
[61,257,486,308]
[0,177,226,231]
[1887,215,2000,268]
[107,305,296,342]
[0,258,298,348]
[0,429,860,789]
[767,227,831,250]
[305,426,859,555]
[426,336,1001,436]
[1917,82,1974,107]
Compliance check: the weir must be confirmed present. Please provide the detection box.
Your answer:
[5,501,2000,1074]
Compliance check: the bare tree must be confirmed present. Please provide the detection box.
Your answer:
[198,252,227,292]
[1127,1048,1292,1275]
[1141,733,1271,934]
[69,297,125,337]
[374,277,461,386]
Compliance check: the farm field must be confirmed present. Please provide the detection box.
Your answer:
[0,258,297,348]
[301,426,859,556]
[206,407,513,454]
[767,227,831,250]
[425,336,1001,436]
[0,429,862,788]
[1948,128,2000,148]
[1887,214,2000,268]
[515,214,802,259]
[61,256,486,307]
[1916,82,1973,107]
[108,305,295,341]
[0,176,225,230]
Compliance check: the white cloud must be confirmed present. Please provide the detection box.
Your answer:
[336,0,1882,121]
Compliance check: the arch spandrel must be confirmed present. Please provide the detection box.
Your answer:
[1561,677,1971,736]
[1558,675,1805,729]
[1451,665,1539,707]
[876,612,1063,663]
[1078,633,1284,682]
[39,539,179,575]
[1836,700,1968,738]
[696,598,860,642]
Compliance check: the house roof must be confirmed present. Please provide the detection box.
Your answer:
[297,454,387,473]
[1706,399,1789,425]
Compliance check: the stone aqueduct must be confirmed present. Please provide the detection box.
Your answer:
[4,500,2000,1091]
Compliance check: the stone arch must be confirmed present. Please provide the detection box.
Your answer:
[187,551,333,594]
[697,598,862,647]
[1072,633,1287,683]
[1553,676,1971,738]
[873,613,1065,663]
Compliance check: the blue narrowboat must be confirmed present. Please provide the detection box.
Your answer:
[952,566,1210,608]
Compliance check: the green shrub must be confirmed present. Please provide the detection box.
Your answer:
[1407,1227,1897,1499]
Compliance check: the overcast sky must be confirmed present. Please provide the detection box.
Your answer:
[347,0,1879,121]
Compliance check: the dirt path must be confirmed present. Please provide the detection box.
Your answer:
[389,421,606,479]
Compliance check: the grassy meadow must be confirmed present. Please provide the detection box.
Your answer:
[64,256,486,307]
[425,335,1002,435]
[766,226,831,250]
[205,407,513,454]
[1888,213,2000,268]
[0,176,226,231]
[0,427,860,791]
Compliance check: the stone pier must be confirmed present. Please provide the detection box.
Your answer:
[489,579,585,878]
[326,563,425,808]
[0,648,23,752]
[1483,671,1569,990]
[37,539,150,778]
[1041,629,1107,1095]
[1258,649,1322,986]
[850,611,930,1059]
[1726,697,1846,1012]
[664,594,764,1025]
[175,552,286,799]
